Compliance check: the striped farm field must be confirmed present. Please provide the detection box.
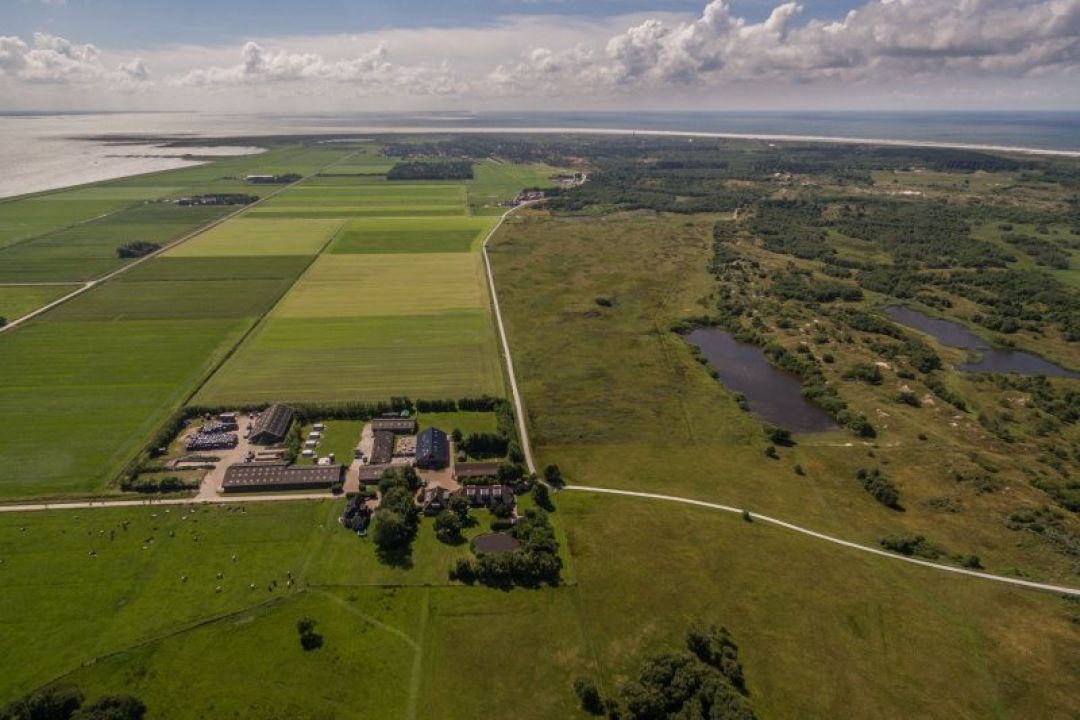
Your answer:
[273,253,487,318]
[194,311,504,405]
[166,218,343,257]
[247,183,468,218]
[329,216,496,254]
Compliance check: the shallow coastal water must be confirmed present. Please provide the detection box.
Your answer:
[2,110,1078,199]
[686,327,837,433]
[884,306,1079,378]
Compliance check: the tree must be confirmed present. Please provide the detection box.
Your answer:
[573,677,604,715]
[434,510,462,543]
[532,482,554,510]
[296,617,323,651]
[70,696,146,720]
[447,494,470,521]
[1,683,84,720]
[372,510,411,551]
[451,428,463,444]
[543,464,564,486]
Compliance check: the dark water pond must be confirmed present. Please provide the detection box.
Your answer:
[473,533,520,555]
[884,306,1079,378]
[687,328,838,433]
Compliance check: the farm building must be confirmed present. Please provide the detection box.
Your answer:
[463,484,515,507]
[221,463,343,493]
[415,427,450,469]
[370,431,396,465]
[372,417,418,433]
[358,465,390,484]
[250,404,294,445]
[454,462,501,480]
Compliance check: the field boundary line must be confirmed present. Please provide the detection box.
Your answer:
[25,595,293,695]
[0,175,306,334]
[564,485,1080,598]
[481,201,537,475]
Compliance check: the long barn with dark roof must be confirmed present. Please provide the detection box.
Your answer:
[222,463,343,493]
[250,404,294,445]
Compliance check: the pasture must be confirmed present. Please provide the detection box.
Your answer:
[166,218,343,257]
[468,159,564,215]
[273,253,487,318]
[195,311,505,405]
[329,216,495,254]
[0,318,250,497]
[0,285,77,321]
[0,500,586,719]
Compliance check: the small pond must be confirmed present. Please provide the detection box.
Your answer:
[884,306,1079,378]
[686,328,838,433]
[473,533,521,555]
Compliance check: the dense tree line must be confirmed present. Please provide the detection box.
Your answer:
[1,684,145,720]
[116,241,160,259]
[387,160,473,180]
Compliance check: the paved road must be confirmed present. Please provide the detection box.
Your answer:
[564,485,1080,598]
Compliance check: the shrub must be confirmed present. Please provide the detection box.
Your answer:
[70,696,146,720]
[115,241,160,259]
[296,617,323,651]
[842,363,884,384]
[856,468,902,510]
[1,683,84,720]
[765,425,794,447]
[573,677,604,715]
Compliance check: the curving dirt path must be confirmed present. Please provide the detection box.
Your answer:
[564,485,1080,598]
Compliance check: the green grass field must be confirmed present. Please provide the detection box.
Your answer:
[468,160,564,215]
[167,218,343,257]
[417,411,498,436]
[0,205,232,282]
[0,501,587,719]
[0,285,78,321]
[0,318,250,497]
[195,311,505,405]
[273,253,487,318]
[49,278,295,321]
[329,217,495,254]
[489,211,1079,583]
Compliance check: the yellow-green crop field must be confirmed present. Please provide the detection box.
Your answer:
[166,218,343,257]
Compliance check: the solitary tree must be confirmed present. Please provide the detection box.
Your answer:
[434,510,462,543]
[543,464,563,486]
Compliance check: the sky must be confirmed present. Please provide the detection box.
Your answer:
[1,0,1078,112]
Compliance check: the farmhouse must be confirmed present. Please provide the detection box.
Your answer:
[463,484,515,507]
[415,427,450,469]
[372,417,418,433]
[221,463,343,493]
[454,461,501,480]
[422,486,452,515]
[250,404,294,445]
